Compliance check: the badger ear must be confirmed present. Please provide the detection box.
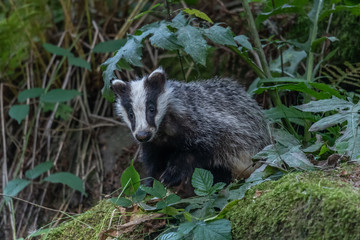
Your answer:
[111,79,128,96]
[146,67,166,91]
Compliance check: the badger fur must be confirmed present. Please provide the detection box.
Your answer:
[111,68,270,193]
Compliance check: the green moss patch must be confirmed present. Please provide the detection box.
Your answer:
[227,166,360,240]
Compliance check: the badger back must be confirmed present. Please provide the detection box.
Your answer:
[111,68,172,142]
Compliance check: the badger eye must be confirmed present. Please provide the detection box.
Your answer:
[128,109,135,119]
[148,105,155,113]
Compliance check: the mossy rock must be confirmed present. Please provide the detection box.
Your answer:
[226,166,360,240]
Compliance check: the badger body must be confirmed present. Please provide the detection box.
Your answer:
[111,68,270,192]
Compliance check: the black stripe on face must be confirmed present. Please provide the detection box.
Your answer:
[144,72,166,128]
[112,81,136,131]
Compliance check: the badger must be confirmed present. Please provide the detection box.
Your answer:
[111,68,270,194]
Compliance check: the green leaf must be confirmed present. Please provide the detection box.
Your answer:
[25,162,54,180]
[234,35,253,50]
[160,206,179,216]
[269,47,306,76]
[176,25,208,65]
[27,228,52,237]
[156,200,167,210]
[18,88,44,102]
[192,168,213,196]
[140,179,167,198]
[44,172,87,196]
[109,197,133,207]
[311,36,338,51]
[120,162,140,196]
[93,39,127,53]
[336,142,349,155]
[43,43,73,57]
[257,4,304,23]
[178,221,197,235]
[319,145,329,156]
[309,113,349,132]
[166,194,181,205]
[68,56,91,70]
[40,89,80,103]
[264,105,317,126]
[132,188,146,203]
[158,232,182,240]
[210,182,226,195]
[183,8,213,23]
[193,219,232,240]
[295,97,352,112]
[131,3,162,21]
[3,178,31,203]
[149,22,181,50]
[203,25,237,47]
[9,104,29,124]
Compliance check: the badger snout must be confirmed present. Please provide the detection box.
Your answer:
[135,131,152,142]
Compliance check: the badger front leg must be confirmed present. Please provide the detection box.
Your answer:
[160,153,195,188]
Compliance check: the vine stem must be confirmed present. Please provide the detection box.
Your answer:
[241,0,272,79]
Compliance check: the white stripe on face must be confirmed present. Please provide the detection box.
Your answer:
[130,78,155,135]
[115,98,131,128]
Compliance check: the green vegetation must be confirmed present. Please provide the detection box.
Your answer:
[1,0,360,239]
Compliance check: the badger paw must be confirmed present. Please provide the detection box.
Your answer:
[160,167,182,187]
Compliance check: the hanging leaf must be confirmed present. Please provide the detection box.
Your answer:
[68,56,91,70]
[93,39,127,53]
[40,89,80,103]
[176,25,208,65]
[234,35,253,50]
[18,88,44,102]
[43,43,72,57]
[149,22,181,50]
[3,178,31,203]
[120,162,140,196]
[183,8,213,23]
[9,104,29,124]
[25,161,54,180]
[44,172,87,196]
[203,25,237,47]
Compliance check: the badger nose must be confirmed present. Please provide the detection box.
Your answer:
[136,131,152,142]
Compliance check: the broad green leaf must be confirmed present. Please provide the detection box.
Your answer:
[3,178,31,203]
[269,47,306,76]
[311,36,338,51]
[171,12,187,28]
[193,219,232,240]
[234,35,253,50]
[93,39,127,53]
[203,25,237,47]
[40,89,80,103]
[210,182,226,195]
[18,88,44,102]
[319,145,329,156]
[303,142,323,153]
[166,194,181,205]
[44,172,87,196]
[9,104,29,124]
[43,43,73,57]
[68,56,91,70]
[264,105,317,126]
[282,146,316,170]
[140,179,166,198]
[309,113,349,132]
[309,82,342,99]
[109,197,133,207]
[178,221,197,235]
[257,4,304,23]
[101,36,143,102]
[308,0,324,23]
[25,161,54,180]
[120,163,140,196]
[176,25,208,65]
[149,22,181,50]
[160,206,179,216]
[156,200,167,210]
[336,142,349,155]
[158,232,182,240]
[295,97,352,112]
[132,188,146,203]
[192,168,213,196]
[183,8,213,23]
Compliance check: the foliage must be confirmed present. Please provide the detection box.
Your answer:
[3,161,86,204]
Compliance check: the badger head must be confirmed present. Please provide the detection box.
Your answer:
[111,68,170,143]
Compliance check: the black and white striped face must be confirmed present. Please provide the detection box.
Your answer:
[111,68,170,143]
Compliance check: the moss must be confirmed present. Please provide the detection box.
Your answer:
[226,169,360,240]
[41,200,126,240]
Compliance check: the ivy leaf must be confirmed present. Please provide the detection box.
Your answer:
[18,88,44,102]
[192,168,213,196]
[149,22,181,50]
[183,8,213,23]
[203,25,236,47]
[176,25,208,65]
[25,162,54,180]
[9,104,29,124]
[3,178,31,203]
[40,89,80,103]
[44,172,87,196]
[120,162,140,196]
